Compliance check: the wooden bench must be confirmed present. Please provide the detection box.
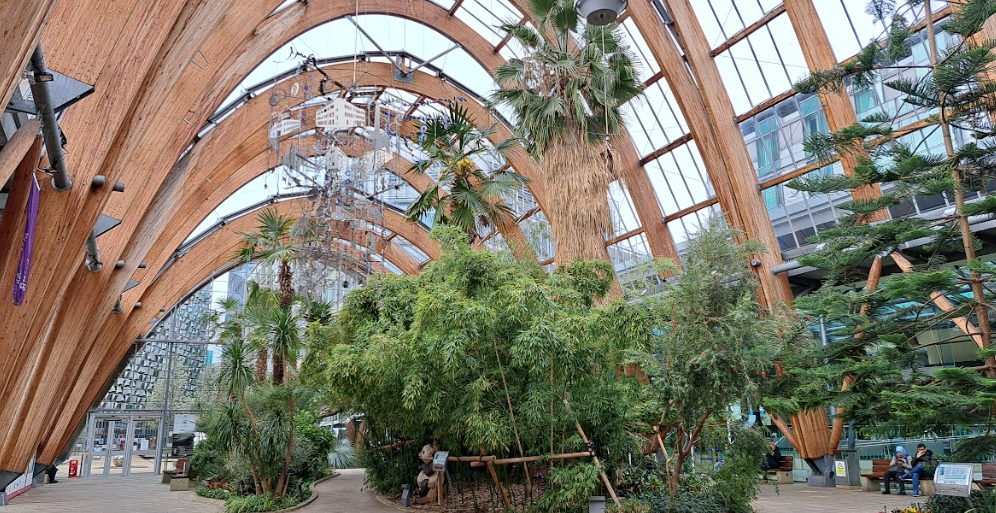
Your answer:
[861,459,934,495]
[765,456,794,484]
[161,459,188,485]
[973,463,996,488]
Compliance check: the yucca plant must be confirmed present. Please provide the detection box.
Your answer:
[405,101,528,242]
[491,0,643,265]
[237,209,301,384]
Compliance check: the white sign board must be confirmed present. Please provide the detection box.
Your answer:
[4,456,34,500]
[173,414,196,433]
[934,463,974,497]
[834,460,847,478]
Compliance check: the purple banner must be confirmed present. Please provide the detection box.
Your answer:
[12,175,40,306]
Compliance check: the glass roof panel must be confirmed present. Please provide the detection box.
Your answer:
[214,15,499,122]
[393,235,431,263]
[642,140,714,217]
[608,181,641,238]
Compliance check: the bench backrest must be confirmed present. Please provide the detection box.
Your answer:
[778,456,793,470]
[872,459,891,475]
[983,463,996,479]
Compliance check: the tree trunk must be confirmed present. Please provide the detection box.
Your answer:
[542,129,614,265]
[256,347,268,383]
[923,0,993,354]
[274,259,293,385]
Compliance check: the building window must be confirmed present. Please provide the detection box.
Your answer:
[854,86,876,115]
[756,115,779,177]
[800,96,828,158]
[762,185,784,210]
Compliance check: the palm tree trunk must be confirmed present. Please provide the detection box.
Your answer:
[542,129,614,265]
[274,259,293,385]
[256,347,268,383]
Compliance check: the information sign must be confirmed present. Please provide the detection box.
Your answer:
[934,463,974,497]
[834,460,847,478]
[432,451,449,472]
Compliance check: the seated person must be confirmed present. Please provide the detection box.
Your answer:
[882,446,912,495]
[760,443,782,479]
[901,444,933,497]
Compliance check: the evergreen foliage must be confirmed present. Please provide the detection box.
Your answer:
[787,0,996,433]
[302,225,647,467]
[404,101,528,242]
[630,218,811,498]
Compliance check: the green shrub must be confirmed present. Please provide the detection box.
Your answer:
[530,463,601,513]
[924,489,996,513]
[196,485,233,501]
[224,494,301,513]
[360,441,419,497]
[189,432,230,481]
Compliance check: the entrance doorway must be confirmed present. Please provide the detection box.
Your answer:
[81,414,162,477]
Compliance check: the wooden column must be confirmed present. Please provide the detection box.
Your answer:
[782,0,885,220]
[627,0,794,306]
[0,0,59,113]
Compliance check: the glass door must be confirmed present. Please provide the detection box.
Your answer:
[129,418,159,475]
[105,420,128,475]
[87,418,109,477]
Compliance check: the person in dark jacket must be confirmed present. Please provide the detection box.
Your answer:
[901,444,933,497]
[760,442,782,480]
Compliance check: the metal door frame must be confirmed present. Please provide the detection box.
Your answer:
[82,413,159,478]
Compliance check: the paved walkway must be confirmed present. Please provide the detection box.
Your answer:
[755,483,931,513]
[2,468,933,513]
[300,469,396,513]
[4,475,222,512]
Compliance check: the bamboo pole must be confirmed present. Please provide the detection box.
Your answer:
[481,447,512,510]
[491,339,533,495]
[449,452,594,466]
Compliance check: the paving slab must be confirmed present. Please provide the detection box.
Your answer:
[755,482,933,513]
[2,468,940,513]
[3,474,222,512]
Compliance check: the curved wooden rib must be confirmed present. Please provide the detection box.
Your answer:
[0,0,206,472]
[36,196,412,464]
[18,0,678,469]
[0,1,58,113]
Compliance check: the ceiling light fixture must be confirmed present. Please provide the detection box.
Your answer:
[575,0,627,26]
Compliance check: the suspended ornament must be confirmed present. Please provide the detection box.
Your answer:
[269,111,301,139]
[575,0,626,26]
[316,98,366,131]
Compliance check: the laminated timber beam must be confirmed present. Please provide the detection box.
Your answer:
[37,196,411,465]
[627,0,793,306]
[0,1,196,475]
[0,0,58,114]
[0,120,41,187]
[19,0,670,468]
[0,0,278,475]
[782,0,885,219]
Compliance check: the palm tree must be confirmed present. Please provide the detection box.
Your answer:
[405,101,528,242]
[237,209,300,384]
[491,0,643,264]
[268,306,301,384]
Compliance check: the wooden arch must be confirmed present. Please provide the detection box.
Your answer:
[36,196,413,464]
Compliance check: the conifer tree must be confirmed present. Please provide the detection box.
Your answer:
[787,0,996,432]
